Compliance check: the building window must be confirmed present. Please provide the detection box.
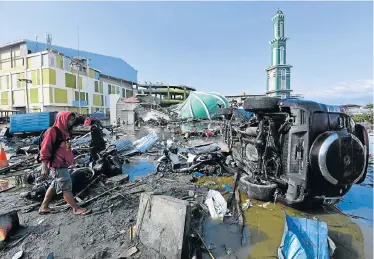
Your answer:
[281,69,286,90]
[272,48,277,65]
[280,46,285,64]
[94,81,99,92]
[99,82,103,93]
[274,23,277,38]
[108,84,111,94]
[49,57,55,67]
[280,21,284,37]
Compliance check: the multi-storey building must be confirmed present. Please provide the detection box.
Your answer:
[265,9,293,98]
[0,39,138,114]
[137,83,195,107]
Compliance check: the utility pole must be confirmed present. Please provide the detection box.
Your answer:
[77,26,81,114]
[71,26,83,114]
[18,79,32,113]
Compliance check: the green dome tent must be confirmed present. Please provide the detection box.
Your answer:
[173,92,229,120]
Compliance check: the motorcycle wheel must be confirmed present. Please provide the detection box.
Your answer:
[157,161,172,173]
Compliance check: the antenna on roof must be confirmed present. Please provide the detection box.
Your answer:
[34,34,39,52]
[45,33,52,51]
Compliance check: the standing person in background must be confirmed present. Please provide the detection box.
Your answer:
[38,111,91,215]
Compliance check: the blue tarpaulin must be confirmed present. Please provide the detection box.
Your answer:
[234,108,252,121]
[278,213,330,259]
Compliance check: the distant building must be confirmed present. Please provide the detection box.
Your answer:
[265,9,293,98]
[226,93,303,107]
[0,39,137,114]
[225,94,265,107]
[137,83,195,107]
[342,104,370,115]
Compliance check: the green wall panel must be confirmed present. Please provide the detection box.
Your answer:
[54,88,68,103]
[49,88,53,103]
[42,69,56,85]
[29,89,39,103]
[56,55,63,69]
[65,73,76,88]
[1,92,9,105]
[89,69,95,78]
[93,94,102,106]
[31,70,41,86]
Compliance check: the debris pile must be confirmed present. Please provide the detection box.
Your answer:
[0,103,367,259]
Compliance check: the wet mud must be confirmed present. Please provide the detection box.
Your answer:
[197,174,371,259]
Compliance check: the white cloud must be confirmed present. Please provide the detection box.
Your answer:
[302,79,373,105]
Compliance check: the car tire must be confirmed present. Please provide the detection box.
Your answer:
[239,175,278,202]
[243,96,280,112]
[354,124,369,184]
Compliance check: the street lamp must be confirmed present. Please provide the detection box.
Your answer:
[18,78,32,114]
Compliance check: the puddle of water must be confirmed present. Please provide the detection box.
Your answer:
[338,166,373,259]
[203,218,252,259]
[198,176,368,259]
[122,161,156,181]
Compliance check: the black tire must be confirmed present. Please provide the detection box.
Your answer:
[156,161,172,173]
[243,96,280,112]
[354,124,369,184]
[239,175,278,202]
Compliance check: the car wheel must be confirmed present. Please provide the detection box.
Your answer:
[243,96,280,112]
[239,175,278,202]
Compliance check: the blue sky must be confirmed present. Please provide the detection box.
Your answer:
[0,1,372,105]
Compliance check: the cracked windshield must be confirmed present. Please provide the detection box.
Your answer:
[0,1,373,259]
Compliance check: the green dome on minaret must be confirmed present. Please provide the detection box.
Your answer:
[266,9,292,98]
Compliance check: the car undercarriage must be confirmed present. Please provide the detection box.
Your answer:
[221,97,369,207]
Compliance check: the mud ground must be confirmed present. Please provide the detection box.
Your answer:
[0,170,209,259]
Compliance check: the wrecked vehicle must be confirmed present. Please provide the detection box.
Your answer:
[156,142,225,175]
[224,97,369,206]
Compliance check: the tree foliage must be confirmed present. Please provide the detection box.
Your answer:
[352,103,374,124]
[364,103,373,110]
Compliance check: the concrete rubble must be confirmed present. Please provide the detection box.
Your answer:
[135,193,191,259]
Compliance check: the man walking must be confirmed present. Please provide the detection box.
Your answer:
[38,111,91,215]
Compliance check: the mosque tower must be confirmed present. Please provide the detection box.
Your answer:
[265,9,293,98]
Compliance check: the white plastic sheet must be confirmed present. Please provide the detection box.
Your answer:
[204,190,227,220]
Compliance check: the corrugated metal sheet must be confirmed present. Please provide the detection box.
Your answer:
[135,131,159,153]
[124,132,159,155]
[278,213,329,259]
[112,139,134,153]
[10,112,56,133]
[71,136,91,147]
[25,40,138,83]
